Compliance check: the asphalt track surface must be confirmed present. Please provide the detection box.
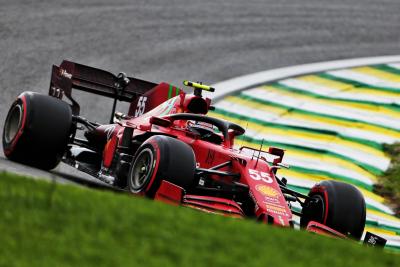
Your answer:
[1,0,400,184]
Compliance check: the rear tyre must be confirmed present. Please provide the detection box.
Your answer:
[2,92,72,170]
[300,180,366,240]
[128,135,196,197]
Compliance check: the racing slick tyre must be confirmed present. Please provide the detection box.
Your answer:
[300,180,366,240]
[2,92,72,170]
[128,135,196,197]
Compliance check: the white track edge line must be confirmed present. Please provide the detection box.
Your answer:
[208,55,400,102]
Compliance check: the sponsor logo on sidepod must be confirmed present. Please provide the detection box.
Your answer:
[265,203,289,217]
[256,184,279,198]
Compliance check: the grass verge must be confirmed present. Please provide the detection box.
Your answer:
[375,143,400,216]
[0,172,398,267]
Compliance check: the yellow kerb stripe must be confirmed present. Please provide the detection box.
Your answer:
[261,86,400,119]
[364,226,398,236]
[235,139,377,183]
[224,95,400,139]
[211,111,387,160]
[368,209,400,223]
[299,75,352,89]
[353,66,400,83]
[278,168,383,203]
[299,75,400,99]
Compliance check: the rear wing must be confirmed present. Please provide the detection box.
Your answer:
[49,60,158,121]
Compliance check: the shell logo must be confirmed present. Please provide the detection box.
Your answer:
[256,184,279,198]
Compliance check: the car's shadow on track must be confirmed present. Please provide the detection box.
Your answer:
[50,170,122,192]
[0,155,123,193]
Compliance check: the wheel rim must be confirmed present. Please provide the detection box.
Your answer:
[130,148,154,191]
[4,103,23,144]
[302,194,325,225]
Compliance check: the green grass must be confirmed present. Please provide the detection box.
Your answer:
[0,172,398,267]
[375,143,400,216]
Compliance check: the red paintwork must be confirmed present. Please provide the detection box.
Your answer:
[128,83,183,117]
[144,138,161,193]
[152,179,245,218]
[310,185,329,225]
[97,87,293,226]
[103,127,121,168]
[306,221,347,239]
[4,94,28,156]
[183,195,244,217]
[154,180,184,205]
[323,190,329,225]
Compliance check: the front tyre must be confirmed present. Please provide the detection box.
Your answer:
[300,180,366,240]
[2,92,72,170]
[128,135,196,197]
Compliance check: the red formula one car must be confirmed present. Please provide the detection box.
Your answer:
[3,60,370,241]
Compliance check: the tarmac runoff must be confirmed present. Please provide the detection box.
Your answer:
[207,56,400,250]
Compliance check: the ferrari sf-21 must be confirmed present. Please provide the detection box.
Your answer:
[3,60,375,243]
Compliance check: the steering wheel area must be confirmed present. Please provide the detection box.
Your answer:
[186,121,222,144]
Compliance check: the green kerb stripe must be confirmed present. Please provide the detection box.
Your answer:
[372,64,400,76]
[237,93,399,132]
[240,134,383,176]
[286,185,309,195]
[318,73,400,93]
[366,220,400,235]
[219,120,384,176]
[270,83,400,110]
[236,135,380,185]
[287,166,373,191]
[287,186,393,215]
[212,108,383,150]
